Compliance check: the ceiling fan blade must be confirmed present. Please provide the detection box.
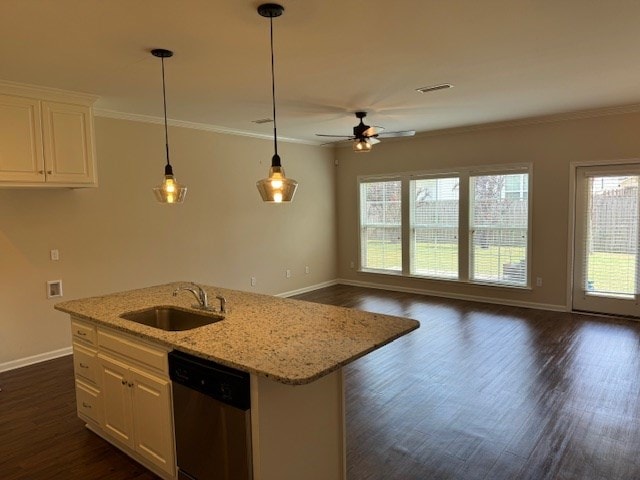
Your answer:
[369,137,381,145]
[315,134,355,138]
[377,130,416,138]
[363,126,385,137]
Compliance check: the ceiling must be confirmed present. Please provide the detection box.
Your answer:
[2,0,640,144]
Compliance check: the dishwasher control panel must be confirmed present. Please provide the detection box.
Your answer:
[169,350,250,410]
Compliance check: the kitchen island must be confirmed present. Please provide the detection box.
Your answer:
[55,282,419,480]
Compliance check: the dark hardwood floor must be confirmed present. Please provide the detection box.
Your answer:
[3,285,640,479]
[0,350,157,479]
[295,285,640,480]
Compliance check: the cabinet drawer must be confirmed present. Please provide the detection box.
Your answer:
[71,318,96,346]
[73,342,99,385]
[97,328,167,374]
[76,379,101,424]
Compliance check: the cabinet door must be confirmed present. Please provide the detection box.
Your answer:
[98,354,134,448]
[0,95,45,182]
[41,101,96,184]
[130,368,176,476]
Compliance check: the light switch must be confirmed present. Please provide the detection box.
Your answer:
[50,249,59,261]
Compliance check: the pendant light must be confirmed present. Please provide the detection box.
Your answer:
[151,48,187,204]
[256,3,298,203]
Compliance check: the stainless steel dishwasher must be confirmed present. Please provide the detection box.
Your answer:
[168,350,252,480]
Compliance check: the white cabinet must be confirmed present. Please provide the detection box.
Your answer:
[0,82,97,187]
[69,318,176,479]
[99,354,134,447]
[41,101,96,184]
[0,94,44,183]
[71,318,102,426]
[98,352,175,475]
[96,327,176,478]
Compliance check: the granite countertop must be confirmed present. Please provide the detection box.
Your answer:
[55,282,419,385]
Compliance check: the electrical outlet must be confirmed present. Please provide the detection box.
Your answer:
[536,277,543,287]
[286,269,291,278]
[305,265,310,274]
[50,249,59,261]
[251,277,257,287]
[47,280,63,298]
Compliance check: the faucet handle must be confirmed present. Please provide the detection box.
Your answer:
[215,295,227,314]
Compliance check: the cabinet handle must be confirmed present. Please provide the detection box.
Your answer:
[47,170,52,174]
[128,382,134,388]
[82,402,92,409]
[121,379,127,385]
[39,170,44,174]
[77,330,87,336]
[79,363,89,368]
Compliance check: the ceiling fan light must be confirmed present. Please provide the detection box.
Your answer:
[256,165,298,203]
[353,139,372,152]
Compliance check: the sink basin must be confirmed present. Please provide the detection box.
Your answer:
[120,306,223,331]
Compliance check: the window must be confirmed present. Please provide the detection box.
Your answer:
[360,179,402,271]
[358,166,531,288]
[470,173,529,286]
[410,177,459,279]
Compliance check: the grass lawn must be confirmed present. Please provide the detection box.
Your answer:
[363,242,526,279]
[364,242,637,293]
[587,251,637,294]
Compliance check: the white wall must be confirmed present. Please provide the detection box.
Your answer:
[0,116,337,368]
[335,110,640,310]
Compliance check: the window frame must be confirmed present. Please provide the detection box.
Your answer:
[357,163,533,289]
[468,168,532,287]
[409,173,461,280]
[358,176,404,275]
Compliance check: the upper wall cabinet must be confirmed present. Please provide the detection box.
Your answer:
[0,82,98,187]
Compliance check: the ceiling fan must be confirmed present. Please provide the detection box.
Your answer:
[316,111,416,152]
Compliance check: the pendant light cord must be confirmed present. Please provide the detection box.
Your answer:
[269,15,280,165]
[160,56,171,167]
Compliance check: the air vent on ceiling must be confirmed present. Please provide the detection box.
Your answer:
[252,118,274,124]
[416,83,453,94]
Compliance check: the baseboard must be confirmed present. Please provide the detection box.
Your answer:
[337,278,568,312]
[0,346,72,373]
[277,280,340,298]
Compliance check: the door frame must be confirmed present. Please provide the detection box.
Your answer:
[567,158,640,314]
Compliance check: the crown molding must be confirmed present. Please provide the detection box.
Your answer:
[0,79,98,105]
[414,103,640,139]
[94,109,318,146]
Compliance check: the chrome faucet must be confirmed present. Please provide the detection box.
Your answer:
[173,283,227,314]
[173,283,213,311]
[216,295,227,314]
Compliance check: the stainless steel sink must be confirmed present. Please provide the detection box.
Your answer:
[120,306,223,331]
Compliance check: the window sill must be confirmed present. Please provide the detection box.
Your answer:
[358,269,532,291]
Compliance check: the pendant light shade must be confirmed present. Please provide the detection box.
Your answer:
[153,163,187,204]
[256,3,298,203]
[256,155,297,203]
[151,48,187,204]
